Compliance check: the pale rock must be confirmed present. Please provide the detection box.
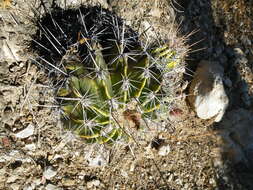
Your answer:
[62,179,75,186]
[10,184,20,190]
[188,60,229,122]
[120,170,129,178]
[84,145,109,167]
[158,143,171,156]
[24,143,36,151]
[23,185,34,190]
[234,48,248,64]
[129,162,136,172]
[87,155,107,167]
[7,175,19,183]
[43,167,57,180]
[15,124,35,139]
[46,184,62,190]
[87,179,100,188]
[33,178,42,186]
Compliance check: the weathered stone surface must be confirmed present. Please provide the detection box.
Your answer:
[188,60,229,122]
[218,108,253,168]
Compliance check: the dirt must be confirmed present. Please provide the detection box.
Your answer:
[0,0,253,190]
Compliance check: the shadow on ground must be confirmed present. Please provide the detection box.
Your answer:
[174,0,253,189]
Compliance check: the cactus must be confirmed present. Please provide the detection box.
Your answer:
[32,6,185,144]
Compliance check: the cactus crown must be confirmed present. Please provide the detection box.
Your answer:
[32,6,182,144]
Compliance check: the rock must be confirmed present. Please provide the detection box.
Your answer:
[7,175,19,183]
[87,155,108,167]
[87,179,100,188]
[43,167,57,180]
[15,124,35,139]
[46,184,62,190]
[158,143,171,156]
[148,138,171,156]
[188,60,229,122]
[24,143,36,151]
[168,108,183,122]
[10,184,20,190]
[84,146,109,167]
[234,48,248,65]
[62,179,75,186]
[23,185,34,190]
[218,109,253,167]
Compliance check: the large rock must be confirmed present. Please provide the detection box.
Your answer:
[218,108,253,168]
[188,60,229,122]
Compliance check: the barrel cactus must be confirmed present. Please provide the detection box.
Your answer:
[32,6,185,144]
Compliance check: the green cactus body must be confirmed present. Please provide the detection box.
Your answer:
[57,41,175,144]
[32,6,185,144]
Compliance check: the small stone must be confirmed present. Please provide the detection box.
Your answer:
[62,179,75,186]
[23,185,33,190]
[1,137,11,147]
[234,48,248,65]
[7,175,19,183]
[188,60,229,122]
[158,143,171,156]
[168,108,183,122]
[15,124,34,139]
[46,184,62,190]
[24,143,36,151]
[120,170,128,178]
[129,162,136,172]
[240,35,252,46]
[33,178,41,186]
[10,184,20,190]
[87,153,108,167]
[87,179,100,188]
[149,8,162,17]
[43,167,57,180]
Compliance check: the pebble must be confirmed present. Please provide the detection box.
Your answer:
[168,108,183,122]
[7,175,19,183]
[87,179,100,188]
[46,184,62,190]
[87,155,108,167]
[10,184,20,190]
[24,143,36,151]
[62,179,75,186]
[23,185,34,190]
[15,124,34,139]
[234,48,248,65]
[158,143,171,156]
[43,167,57,180]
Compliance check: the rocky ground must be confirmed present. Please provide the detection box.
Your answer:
[0,0,253,189]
